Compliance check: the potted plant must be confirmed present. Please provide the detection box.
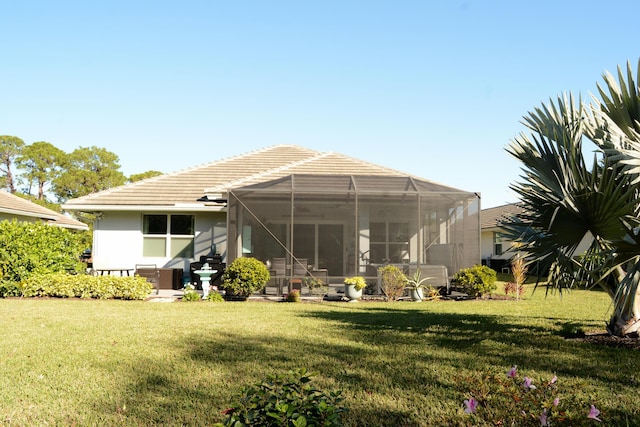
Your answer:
[343,276,366,301]
[405,270,432,301]
[221,257,270,300]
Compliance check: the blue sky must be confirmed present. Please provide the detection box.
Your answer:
[1,1,638,208]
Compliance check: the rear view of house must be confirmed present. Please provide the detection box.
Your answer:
[63,145,481,291]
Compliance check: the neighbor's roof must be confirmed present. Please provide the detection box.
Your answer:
[0,191,88,230]
[62,144,472,212]
[481,203,525,230]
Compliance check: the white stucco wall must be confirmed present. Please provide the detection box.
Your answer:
[92,211,227,273]
[481,230,494,260]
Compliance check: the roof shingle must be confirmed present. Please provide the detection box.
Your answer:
[64,144,466,209]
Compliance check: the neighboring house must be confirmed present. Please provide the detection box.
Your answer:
[62,145,481,289]
[0,190,88,230]
[480,203,525,271]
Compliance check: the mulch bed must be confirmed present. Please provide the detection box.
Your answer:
[569,332,640,351]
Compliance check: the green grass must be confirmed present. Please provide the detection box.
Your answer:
[0,287,637,426]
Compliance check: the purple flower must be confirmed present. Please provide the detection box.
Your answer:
[588,404,601,422]
[523,376,536,390]
[464,397,478,414]
[539,408,550,426]
[553,397,560,407]
[549,375,557,385]
[508,365,517,378]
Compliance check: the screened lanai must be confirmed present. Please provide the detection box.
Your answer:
[225,174,480,291]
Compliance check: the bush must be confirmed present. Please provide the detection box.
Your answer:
[20,273,152,300]
[25,273,149,299]
[0,280,21,298]
[454,265,497,298]
[182,284,201,301]
[0,220,90,282]
[286,289,301,302]
[206,291,225,302]
[221,257,270,297]
[303,277,328,296]
[215,368,347,427]
[378,265,406,301]
[504,281,525,298]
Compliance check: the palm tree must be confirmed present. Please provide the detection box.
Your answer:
[504,59,640,336]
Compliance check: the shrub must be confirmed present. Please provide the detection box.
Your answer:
[206,291,225,302]
[0,220,90,282]
[504,281,525,298]
[378,265,405,301]
[286,289,301,302]
[454,265,497,298]
[303,277,328,296]
[462,365,603,425]
[20,273,151,300]
[182,284,201,301]
[0,280,21,298]
[215,368,347,427]
[221,257,270,297]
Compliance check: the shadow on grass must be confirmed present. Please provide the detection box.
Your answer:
[91,304,640,426]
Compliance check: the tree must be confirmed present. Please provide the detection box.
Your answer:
[53,146,126,201]
[16,141,65,200]
[0,135,25,193]
[128,170,163,183]
[504,59,640,336]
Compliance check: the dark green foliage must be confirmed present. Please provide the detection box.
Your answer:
[216,368,347,427]
[221,257,270,297]
[0,220,90,282]
[53,146,126,201]
[20,272,152,299]
[0,280,21,297]
[454,265,498,297]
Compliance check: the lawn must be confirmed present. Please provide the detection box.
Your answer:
[0,286,638,426]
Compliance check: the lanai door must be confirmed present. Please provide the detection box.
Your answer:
[293,223,344,276]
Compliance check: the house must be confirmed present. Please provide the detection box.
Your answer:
[62,145,481,291]
[480,203,525,271]
[0,190,88,230]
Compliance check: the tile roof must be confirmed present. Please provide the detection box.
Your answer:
[0,190,88,230]
[481,203,525,230]
[63,144,467,210]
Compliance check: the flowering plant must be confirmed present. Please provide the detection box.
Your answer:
[343,276,367,291]
[462,365,603,425]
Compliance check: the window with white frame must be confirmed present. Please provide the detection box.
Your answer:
[142,214,195,258]
[369,221,409,264]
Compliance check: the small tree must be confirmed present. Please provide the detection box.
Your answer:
[221,257,270,298]
[378,265,406,301]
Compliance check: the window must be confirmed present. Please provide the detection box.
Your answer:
[370,222,409,263]
[143,214,194,258]
[493,232,504,256]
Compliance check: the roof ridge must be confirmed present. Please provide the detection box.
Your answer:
[206,149,327,192]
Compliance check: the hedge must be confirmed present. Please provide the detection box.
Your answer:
[20,272,152,300]
[0,220,90,282]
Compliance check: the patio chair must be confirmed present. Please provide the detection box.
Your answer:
[271,258,287,295]
[290,258,308,292]
[135,264,160,295]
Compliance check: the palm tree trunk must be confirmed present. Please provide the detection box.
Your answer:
[607,267,640,336]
